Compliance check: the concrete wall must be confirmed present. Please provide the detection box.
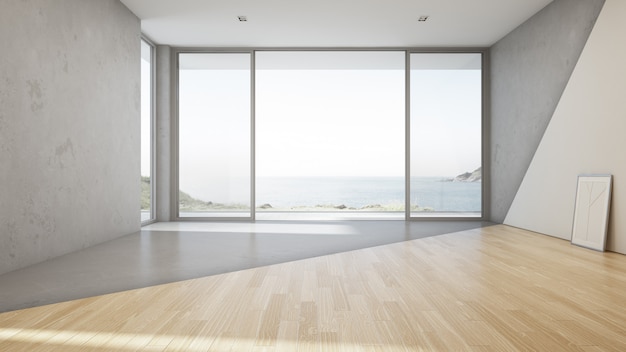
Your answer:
[489,0,604,222]
[505,0,626,254]
[0,0,140,275]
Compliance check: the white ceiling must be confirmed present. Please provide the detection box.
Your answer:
[121,0,553,48]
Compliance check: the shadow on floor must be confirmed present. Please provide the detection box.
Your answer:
[0,220,493,312]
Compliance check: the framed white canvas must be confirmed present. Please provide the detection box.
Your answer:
[571,174,612,251]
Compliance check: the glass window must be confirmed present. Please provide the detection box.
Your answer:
[409,53,482,217]
[178,53,252,218]
[255,51,405,218]
[174,50,485,221]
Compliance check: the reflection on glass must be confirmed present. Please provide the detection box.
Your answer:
[178,53,251,217]
[410,53,482,216]
[255,51,405,214]
[140,39,152,223]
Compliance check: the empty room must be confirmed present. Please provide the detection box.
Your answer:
[2,0,626,350]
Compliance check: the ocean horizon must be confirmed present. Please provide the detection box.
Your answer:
[255,176,481,212]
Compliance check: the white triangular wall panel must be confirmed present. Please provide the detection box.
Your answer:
[504,0,626,253]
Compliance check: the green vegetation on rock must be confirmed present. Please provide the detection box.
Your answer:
[179,190,249,211]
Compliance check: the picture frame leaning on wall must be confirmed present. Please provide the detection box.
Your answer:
[571,174,613,251]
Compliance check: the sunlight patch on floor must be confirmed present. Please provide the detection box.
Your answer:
[0,328,412,351]
[144,221,362,236]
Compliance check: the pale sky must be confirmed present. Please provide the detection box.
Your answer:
[176,51,482,203]
[255,68,405,178]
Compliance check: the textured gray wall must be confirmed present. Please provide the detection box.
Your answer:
[0,0,140,275]
[489,0,605,223]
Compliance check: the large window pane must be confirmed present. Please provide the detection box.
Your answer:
[410,53,482,216]
[140,39,153,223]
[178,53,251,218]
[256,51,405,218]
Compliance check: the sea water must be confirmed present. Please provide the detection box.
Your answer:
[256,177,481,212]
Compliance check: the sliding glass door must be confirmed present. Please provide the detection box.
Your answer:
[177,53,252,218]
[409,53,482,217]
[175,50,483,220]
[255,51,405,217]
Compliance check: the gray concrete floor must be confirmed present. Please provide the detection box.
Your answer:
[0,220,492,313]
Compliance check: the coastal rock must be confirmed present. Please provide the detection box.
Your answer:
[453,167,481,182]
[361,204,382,209]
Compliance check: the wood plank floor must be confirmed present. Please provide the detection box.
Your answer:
[1,224,626,351]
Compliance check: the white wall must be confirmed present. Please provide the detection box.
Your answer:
[0,0,141,274]
[505,0,626,253]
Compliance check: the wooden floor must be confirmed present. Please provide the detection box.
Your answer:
[1,225,626,351]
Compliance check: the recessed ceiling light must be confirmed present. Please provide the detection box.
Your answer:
[418,15,429,22]
[237,16,247,22]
